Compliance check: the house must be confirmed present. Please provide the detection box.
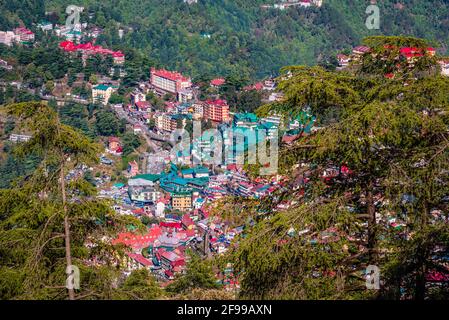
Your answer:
[87,26,103,38]
[150,68,192,95]
[13,27,35,44]
[112,225,163,250]
[260,115,282,127]
[210,78,226,88]
[155,201,166,218]
[128,160,139,177]
[38,21,53,32]
[126,253,153,271]
[352,46,371,56]
[131,90,146,104]
[399,47,436,63]
[181,166,210,179]
[128,186,162,204]
[112,52,125,65]
[135,101,151,112]
[233,113,259,128]
[439,59,449,76]
[0,31,15,46]
[268,92,284,102]
[203,99,230,123]
[0,59,12,70]
[257,121,278,139]
[178,88,194,103]
[92,84,117,105]
[243,82,264,91]
[337,54,350,68]
[9,134,32,143]
[181,214,195,230]
[108,137,123,155]
[133,124,144,134]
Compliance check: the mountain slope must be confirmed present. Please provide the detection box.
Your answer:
[1,0,449,79]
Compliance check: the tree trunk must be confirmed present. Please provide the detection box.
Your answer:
[61,162,75,300]
[367,181,377,264]
[415,200,429,300]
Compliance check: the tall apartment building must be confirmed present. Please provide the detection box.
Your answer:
[155,114,177,133]
[171,191,192,211]
[203,99,230,123]
[150,68,192,95]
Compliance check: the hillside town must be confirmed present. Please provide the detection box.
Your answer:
[1,4,449,300]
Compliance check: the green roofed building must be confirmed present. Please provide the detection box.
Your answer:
[233,113,259,128]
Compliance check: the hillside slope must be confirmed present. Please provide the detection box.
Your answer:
[1,0,449,79]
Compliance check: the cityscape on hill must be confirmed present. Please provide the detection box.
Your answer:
[0,0,448,309]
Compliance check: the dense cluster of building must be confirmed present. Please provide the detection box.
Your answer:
[337,45,449,77]
[0,27,35,46]
[97,158,281,281]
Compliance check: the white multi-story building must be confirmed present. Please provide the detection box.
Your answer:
[0,31,16,46]
[150,68,192,95]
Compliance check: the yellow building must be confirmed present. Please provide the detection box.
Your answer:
[92,84,116,105]
[171,192,192,211]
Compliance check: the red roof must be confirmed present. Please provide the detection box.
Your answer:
[127,253,153,267]
[205,99,228,107]
[181,214,194,227]
[210,78,226,86]
[136,101,151,110]
[112,226,163,248]
[160,221,182,229]
[353,46,371,53]
[59,41,124,58]
[14,27,34,35]
[109,137,121,143]
[151,68,190,82]
[244,82,264,91]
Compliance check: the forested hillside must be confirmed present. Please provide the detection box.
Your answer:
[1,0,449,80]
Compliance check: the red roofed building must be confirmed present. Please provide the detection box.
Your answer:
[112,225,163,249]
[203,99,230,123]
[210,78,226,87]
[126,252,153,270]
[112,51,125,65]
[337,54,350,67]
[244,82,264,91]
[135,101,151,112]
[400,47,436,62]
[158,248,186,270]
[150,68,192,95]
[13,27,35,43]
[108,137,123,154]
[59,41,125,65]
[181,214,195,229]
[353,46,371,56]
[159,221,182,229]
